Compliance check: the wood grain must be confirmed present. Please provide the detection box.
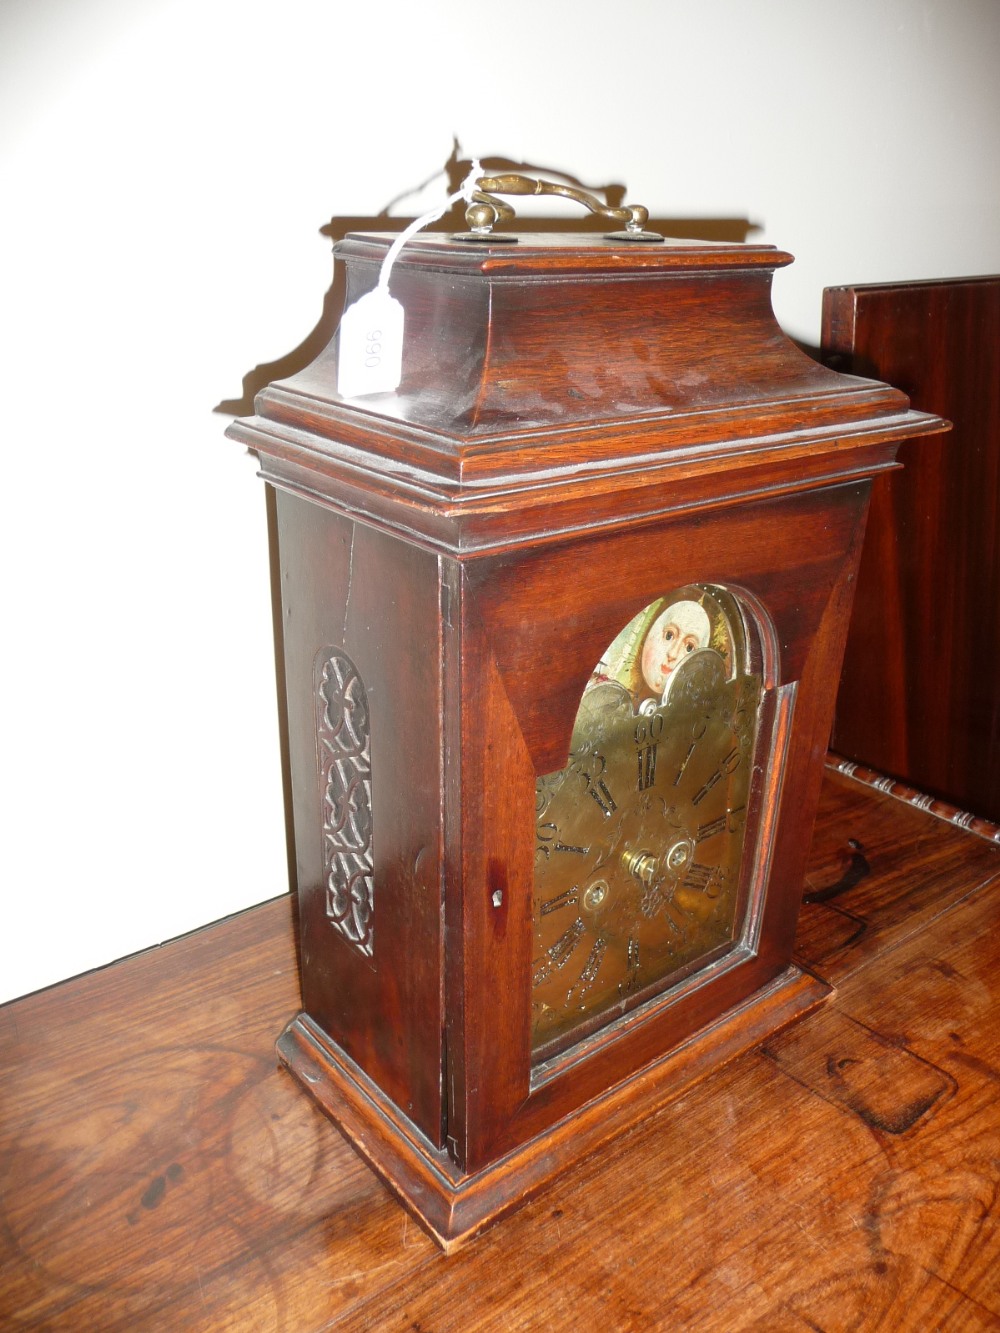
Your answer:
[796,768,1000,986]
[2,769,998,1329]
[824,276,1000,823]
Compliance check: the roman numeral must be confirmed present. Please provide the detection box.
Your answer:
[619,935,642,996]
[540,888,579,916]
[697,814,728,842]
[674,741,697,787]
[691,747,742,806]
[567,937,608,1003]
[683,862,714,892]
[692,771,723,806]
[637,743,658,791]
[588,778,617,816]
[532,917,586,987]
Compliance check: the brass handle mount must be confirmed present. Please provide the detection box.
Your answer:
[457,173,664,244]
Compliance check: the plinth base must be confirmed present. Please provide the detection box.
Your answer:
[277,964,830,1253]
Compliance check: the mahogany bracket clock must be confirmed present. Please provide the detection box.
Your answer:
[227,175,947,1250]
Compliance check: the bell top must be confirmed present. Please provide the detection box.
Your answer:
[257,232,903,442]
[228,231,945,555]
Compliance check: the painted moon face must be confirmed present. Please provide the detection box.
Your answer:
[640,601,711,696]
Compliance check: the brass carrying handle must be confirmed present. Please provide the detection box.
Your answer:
[463,173,662,241]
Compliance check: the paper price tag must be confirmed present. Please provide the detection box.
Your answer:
[337,288,404,399]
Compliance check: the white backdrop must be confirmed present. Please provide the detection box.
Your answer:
[2,0,999,1002]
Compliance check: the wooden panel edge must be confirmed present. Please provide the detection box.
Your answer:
[277,965,832,1252]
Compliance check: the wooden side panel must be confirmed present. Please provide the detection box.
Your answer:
[824,277,1000,821]
[275,491,446,1145]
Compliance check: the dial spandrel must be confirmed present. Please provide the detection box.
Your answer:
[532,586,765,1056]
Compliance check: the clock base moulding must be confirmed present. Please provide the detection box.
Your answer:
[277,964,830,1252]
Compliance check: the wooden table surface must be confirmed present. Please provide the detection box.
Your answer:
[2,765,999,1331]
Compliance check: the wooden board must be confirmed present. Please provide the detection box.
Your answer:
[823,276,1000,822]
[1,767,998,1329]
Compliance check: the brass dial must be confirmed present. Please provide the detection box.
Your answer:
[532,587,763,1055]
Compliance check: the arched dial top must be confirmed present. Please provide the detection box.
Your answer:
[532,586,765,1058]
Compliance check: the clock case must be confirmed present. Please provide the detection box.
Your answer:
[228,232,946,1250]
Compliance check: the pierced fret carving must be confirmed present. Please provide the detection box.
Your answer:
[315,649,374,956]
